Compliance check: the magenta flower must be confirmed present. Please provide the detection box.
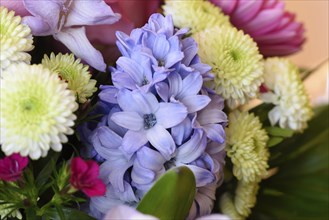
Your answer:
[70,157,106,197]
[0,153,28,182]
[211,0,305,56]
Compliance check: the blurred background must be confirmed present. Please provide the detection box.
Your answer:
[285,0,328,106]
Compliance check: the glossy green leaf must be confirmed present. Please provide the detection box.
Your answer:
[267,137,284,147]
[137,166,196,220]
[249,105,329,220]
[44,207,96,220]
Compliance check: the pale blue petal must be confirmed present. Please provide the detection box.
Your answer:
[171,117,193,145]
[111,112,143,131]
[155,82,169,102]
[116,89,140,112]
[121,130,148,156]
[23,0,60,33]
[116,57,144,86]
[176,130,207,163]
[98,85,118,104]
[131,159,156,185]
[203,124,226,144]
[168,72,182,97]
[66,0,120,26]
[185,165,215,187]
[136,147,166,171]
[146,125,176,160]
[179,72,203,98]
[164,51,184,68]
[112,69,137,90]
[198,109,228,125]
[181,95,211,113]
[131,91,159,114]
[22,16,52,36]
[54,27,106,71]
[156,102,187,128]
[153,34,170,60]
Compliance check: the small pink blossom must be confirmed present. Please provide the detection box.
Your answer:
[70,157,106,197]
[0,153,29,182]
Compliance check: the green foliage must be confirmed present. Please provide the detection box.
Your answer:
[250,105,329,220]
[137,166,196,220]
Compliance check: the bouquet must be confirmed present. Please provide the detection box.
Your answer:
[0,0,328,219]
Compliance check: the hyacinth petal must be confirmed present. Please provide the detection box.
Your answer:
[132,159,156,185]
[176,130,207,163]
[22,16,52,36]
[203,124,226,144]
[104,205,158,220]
[136,147,166,170]
[112,69,137,90]
[168,72,183,97]
[155,82,169,102]
[186,165,215,187]
[92,126,122,160]
[198,109,228,125]
[180,72,203,98]
[98,86,118,104]
[171,117,193,145]
[156,103,187,129]
[23,0,60,32]
[65,0,120,26]
[117,89,140,112]
[54,27,106,71]
[111,112,143,131]
[121,130,148,155]
[181,95,211,113]
[153,34,170,60]
[146,125,175,160]
[164,51,184,68]
[116,57,144,85]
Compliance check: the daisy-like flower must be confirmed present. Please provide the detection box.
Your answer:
[260,57,313,131]
[220,181,259,219]
[194,26,264,108]
[226,111,269,183]
[0,64,78,159]
[42,53,97,103]
[0,6,34,74]
[162,0,231,34]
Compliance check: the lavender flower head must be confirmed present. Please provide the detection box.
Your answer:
[79,13,228,220]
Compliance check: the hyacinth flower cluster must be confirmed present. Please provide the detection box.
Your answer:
[79,13,228,219]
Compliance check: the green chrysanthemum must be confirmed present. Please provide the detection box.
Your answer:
[0,7,34,74]
[260,57,313,131]
[194,26,264,108]
[226,111,269,183]
[220,181,260,219]
[0,64,78,159]
[42,53,97,103]
[163,0,231,34]
[0,200,22,220]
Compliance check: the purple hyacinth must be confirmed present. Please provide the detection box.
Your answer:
[79,13,228,220]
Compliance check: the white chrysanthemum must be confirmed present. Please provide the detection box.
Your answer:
[0,64,78,159]
[42,53,97,103]
[260,57,313,131]
[0,7,34,74]
[194,26,264,109]
[0,201,22,220]
[163,0,231,34]
[226,111,269,183]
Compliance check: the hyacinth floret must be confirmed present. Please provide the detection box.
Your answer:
[194,26,264,109]
[79,13,228,219]
[0,64,78,159]
[42,53,97,103]
[226,111,269,183]
[0,7,34,74]
[260,57,313,131]
[163,0,231,34]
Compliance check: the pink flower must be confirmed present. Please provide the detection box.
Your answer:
[0,153,29,182]
[0,0,29,16]
[210,0,305,57]
[70,157,106,197]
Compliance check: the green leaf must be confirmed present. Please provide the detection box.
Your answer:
[267,137,284,147]
[44,207,96,220]
[35,152,60,187]
[250,105,329,220]
[265,127,294,138]
[137,166,196,220]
